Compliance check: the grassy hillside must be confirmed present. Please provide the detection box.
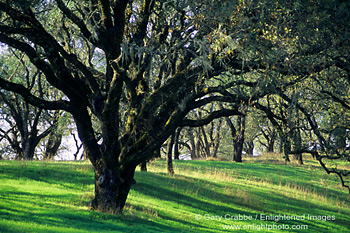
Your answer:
[0,155,349,232]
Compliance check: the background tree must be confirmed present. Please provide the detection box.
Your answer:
[242,111,261,156]
[42,111,73,160]
[173,127,182,160]
[187,107,224,159]
[225,115,246,162]
[166,133,175,175]
[0,49,61,160]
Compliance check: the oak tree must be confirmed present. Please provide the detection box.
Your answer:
[1,0,349,214]
[0,0,247,213]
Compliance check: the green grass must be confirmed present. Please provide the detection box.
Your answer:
[0,155,349,232]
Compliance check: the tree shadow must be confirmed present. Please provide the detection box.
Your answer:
[131,170,350,232]
[1,160,349,232]
[0,189,187,233]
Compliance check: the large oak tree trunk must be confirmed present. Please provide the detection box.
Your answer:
[89,165,136,214]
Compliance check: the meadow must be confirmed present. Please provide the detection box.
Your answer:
[0,154,349,232]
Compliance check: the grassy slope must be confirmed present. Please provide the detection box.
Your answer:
[0,155,349,233]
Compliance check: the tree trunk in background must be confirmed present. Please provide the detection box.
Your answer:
[43,111,63,160]
[166,133,175,175]
[211,119,223,158]
[140,161,147,171]
[140,149,161,172]
[333,126,347,149]
[199,126,211,158]
[226,116,245,162]
[225,117,236,160]
[174,127,182,160]
[288,91,303,164]
[260,128,276,153]
[22,139,36,160]
[293,128,303,165]
[187,128,197,159]
[212,135,221,158]
[43,132,62,160]
[195,138,201,159]
[72,133,83,160]
[189,137,196,159]
[283,139,291,163]
[279,137,284,154]
[245,140,254,156]
[233,115,245,162]
[267,137,275,153]
[154,148,161,159]
[294,153,303,165]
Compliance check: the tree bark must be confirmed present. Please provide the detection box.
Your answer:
[22,140,36,160]
[212,136,221,158]
[140,161,147,172]
[293,128,303,165]
[199,125,210,158]
[283,139,291,163]
[89,165,136,214]
[166,133,175,175]
[245,140,254,156]
[43,132,62,160]
[174,127,182,160]
[289,96,303,165]
[267,138,275,153]
[195,138,201,159]
[226,116,245,162]
[235,115,245,162]
[211,119,223,158]
[154,148,161,159]
[261,128,276,153]
[189,136,196,159]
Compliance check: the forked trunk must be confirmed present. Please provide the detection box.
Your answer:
[89,165,136,214]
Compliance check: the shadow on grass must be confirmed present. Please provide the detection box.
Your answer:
[1,160,349,232]
[132,170,350,232]
[169,160,349,204]
[0,161,225,232]
[0,190,187,233]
